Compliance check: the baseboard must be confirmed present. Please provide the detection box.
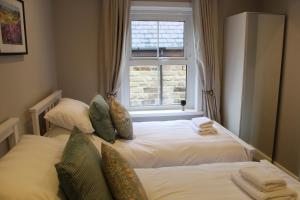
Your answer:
[253,148,272,162]
[253,149,299,181]
[273,161,299,181]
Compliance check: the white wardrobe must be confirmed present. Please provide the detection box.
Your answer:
[223,12,285,158]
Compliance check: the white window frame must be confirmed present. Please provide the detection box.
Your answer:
[120,3,197,111]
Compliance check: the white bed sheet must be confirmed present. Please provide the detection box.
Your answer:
[46,120,254,168]
[0,135,65,200]
[136,160,300,200]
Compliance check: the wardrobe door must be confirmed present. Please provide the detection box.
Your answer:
[242,13,285,159]
[223,13,247,136]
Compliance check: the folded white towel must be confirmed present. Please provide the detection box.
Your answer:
[240,166,287,192]
[231,172,297,200]
[199,128,218,135]
[192,117,213,128]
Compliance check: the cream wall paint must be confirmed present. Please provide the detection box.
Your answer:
[0,0,57,133]
[53,0,99,104]
[260,0,300,176]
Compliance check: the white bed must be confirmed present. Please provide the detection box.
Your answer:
[0,118,298,200]
[29,90,255,168]
[136,160,300,200]
[45,119,254,168]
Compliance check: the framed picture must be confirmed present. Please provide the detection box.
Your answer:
[0,0,27,55]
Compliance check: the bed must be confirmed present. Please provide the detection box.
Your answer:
[136,160,300,200]
[29,90,255,168]
[0,119,298,200]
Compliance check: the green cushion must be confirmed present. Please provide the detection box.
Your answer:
[108,97,133,140]
[89,95,116,143]
[55,127,113,200]
[101,143,148,200]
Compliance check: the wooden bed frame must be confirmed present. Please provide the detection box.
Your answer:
[29,90,62,136]
[0,118,20,149]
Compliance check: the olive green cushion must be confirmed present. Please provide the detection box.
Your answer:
[55,127,113,200]
[89,95,116,143]
[101,143,148,200]
[108,97,133,140]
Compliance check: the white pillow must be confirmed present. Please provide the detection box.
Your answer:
[45,98,94,133]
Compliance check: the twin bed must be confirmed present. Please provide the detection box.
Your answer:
[30,90,254,168]
[0,91,298,199]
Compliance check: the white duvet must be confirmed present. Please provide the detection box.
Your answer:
[47,120,254,168]
[0,136,298,200]
[136,160,300,200]
[0,135,65,200]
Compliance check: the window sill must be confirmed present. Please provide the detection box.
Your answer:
[129,109,203,120]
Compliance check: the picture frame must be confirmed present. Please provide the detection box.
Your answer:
[0,0,27,55]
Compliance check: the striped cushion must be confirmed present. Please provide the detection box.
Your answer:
[101,143,148,200]
[55,127,113,200]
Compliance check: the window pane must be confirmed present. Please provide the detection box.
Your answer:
[159,21,184,57]
[131,21,158,57]
[130,66,161,106]
[162,65,187,105]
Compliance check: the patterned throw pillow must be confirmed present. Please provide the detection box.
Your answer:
[55,127,113,200]
[108,97,133,140]
[101,143,148,200]
[89,95,116,143]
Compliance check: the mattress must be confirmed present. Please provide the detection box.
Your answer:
[46,120,254,168]
[136,160,300,200]
[0,135,65,200]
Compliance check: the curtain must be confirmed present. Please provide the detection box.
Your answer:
[192,0,221,122]
[98,0,130,98]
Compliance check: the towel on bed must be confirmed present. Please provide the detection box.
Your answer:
[231,173,297,200]
[199,128,218,135]
[192,117,213,128]
[239,166,287,192]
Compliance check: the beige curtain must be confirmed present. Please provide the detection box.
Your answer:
[98,0,130,98]
[192,0,221,122]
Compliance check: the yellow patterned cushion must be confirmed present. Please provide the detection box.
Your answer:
[101,143,148,200]
[108,97,133,140]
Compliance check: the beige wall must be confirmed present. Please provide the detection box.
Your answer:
[53,0,99,104]
[260,0,300,176]
[0,0,57,134]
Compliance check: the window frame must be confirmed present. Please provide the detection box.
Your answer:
[120,8,196,111]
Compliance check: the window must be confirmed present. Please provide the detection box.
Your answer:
[121,5,196,111]
[131,21,184,57]
[129,65,187,107]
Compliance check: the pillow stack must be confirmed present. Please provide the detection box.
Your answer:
[44,94,134,142]
[89,94,133,142]
[55,128,148,200]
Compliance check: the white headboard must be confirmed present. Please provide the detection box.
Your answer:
[0,118,19,149]
[29,90,62,136]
